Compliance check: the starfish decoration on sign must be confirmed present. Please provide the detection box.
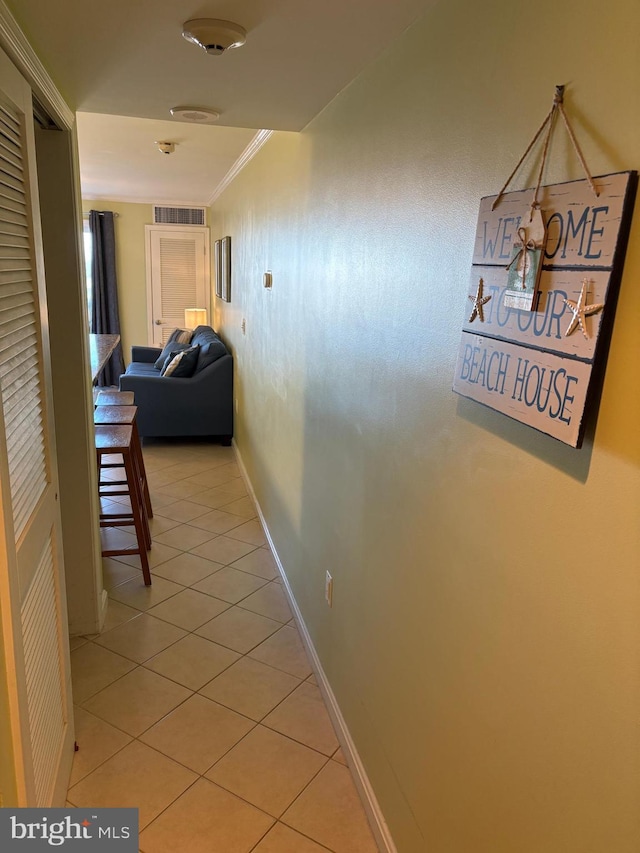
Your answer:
[563,278,604,339]
[468,277,491,323]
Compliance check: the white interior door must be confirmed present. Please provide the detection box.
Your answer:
[146,226,210,346]
[0,47,73,805]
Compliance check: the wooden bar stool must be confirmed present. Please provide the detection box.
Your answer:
[95,424,151,585]
[96,390,135,406]
[94,405,153,520]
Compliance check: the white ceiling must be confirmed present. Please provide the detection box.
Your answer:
[77,113,261,204]
[9,0,436,204]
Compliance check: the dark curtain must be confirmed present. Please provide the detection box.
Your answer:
[89,210,125,386]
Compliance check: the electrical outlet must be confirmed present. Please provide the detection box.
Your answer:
[241,317,246,335]
[325,571,333,607]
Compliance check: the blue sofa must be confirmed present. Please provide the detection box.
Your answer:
[119,326,233,442]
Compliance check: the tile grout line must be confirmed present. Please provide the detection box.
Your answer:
[74,443,366,852]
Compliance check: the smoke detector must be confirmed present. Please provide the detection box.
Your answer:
[156,141,176,155]
[182,18,246,55]
[170,106,220,123]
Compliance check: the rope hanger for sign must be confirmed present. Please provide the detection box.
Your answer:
[491,85,599,216]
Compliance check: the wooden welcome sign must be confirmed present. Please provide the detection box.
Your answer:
[453,171,637,447]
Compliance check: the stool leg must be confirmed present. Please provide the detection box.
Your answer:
[131,420,153,518]
[121,449,152,585]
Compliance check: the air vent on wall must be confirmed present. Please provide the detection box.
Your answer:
[153,205,206,226]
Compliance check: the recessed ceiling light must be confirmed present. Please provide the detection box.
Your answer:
[155,141,176,155]
[182,19,246,55]
[170,106,221,123]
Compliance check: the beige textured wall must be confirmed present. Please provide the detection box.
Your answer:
[82,200,152,362]
[210,0,640,850]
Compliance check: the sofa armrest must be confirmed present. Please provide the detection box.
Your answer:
[131,345,161,363]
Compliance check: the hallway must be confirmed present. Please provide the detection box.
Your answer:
[67,441,378,852]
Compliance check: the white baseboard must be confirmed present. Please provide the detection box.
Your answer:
[233,441,397,853]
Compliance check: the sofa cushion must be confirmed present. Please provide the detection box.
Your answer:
[190,326,227,373]
[196,339,227,373]
[161,344,200,378]
[124,362,161,377]
[191,325,219,346]
[154,339,191,370]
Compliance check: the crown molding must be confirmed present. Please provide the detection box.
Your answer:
[81,195,211,207]
[0,0,74,129]
[208,129,273,205]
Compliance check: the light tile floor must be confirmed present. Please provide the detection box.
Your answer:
[68,440,378,853]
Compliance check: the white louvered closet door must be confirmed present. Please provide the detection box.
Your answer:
[0,47,73,805]
[146,226,210,346]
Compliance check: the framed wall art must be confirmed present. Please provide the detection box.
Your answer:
[452,87,637,448]
[214,239,223,299]
[453,171,637,447]
[221,236,231,303]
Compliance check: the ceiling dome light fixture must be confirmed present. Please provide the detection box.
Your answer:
[182,18,246,55]
[156,141,176,155]
[170,106,221,123]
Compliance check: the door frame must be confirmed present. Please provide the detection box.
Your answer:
[145,224,211,346]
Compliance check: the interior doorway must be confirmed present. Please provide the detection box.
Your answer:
[145,225,210,346]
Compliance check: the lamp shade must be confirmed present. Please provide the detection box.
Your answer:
[184,308,207,329]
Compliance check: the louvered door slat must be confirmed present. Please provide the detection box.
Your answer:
[0,193,27,215]
[3,365,39,409]
[6,396,42,445]
[0,110,20,140]
[0,180,25,204]
[0,102,19,129]
[0,99,48,543]
[7,417,45,473]
[0,207,27,227]
[5,383,40,426]
[21,538,64,805]
[0,232,30,248]
[159,238,198,315]
[14,469,47,534]
[0,278,33,299]
[0,169,25,195]
[0,273,30,289]
[0,160,25,184]
[0,299,35,325]
[0,129,23,167]
[0,326,36,357]
[0,219,29,240]
[0,137,22,168]
[0,288,33,309]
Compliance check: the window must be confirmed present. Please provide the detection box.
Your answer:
[82,218,92,326]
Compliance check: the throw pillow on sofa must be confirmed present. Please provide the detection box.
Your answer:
[172,328,193,344]
[153,328,193,369]
[161,344,200,378]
